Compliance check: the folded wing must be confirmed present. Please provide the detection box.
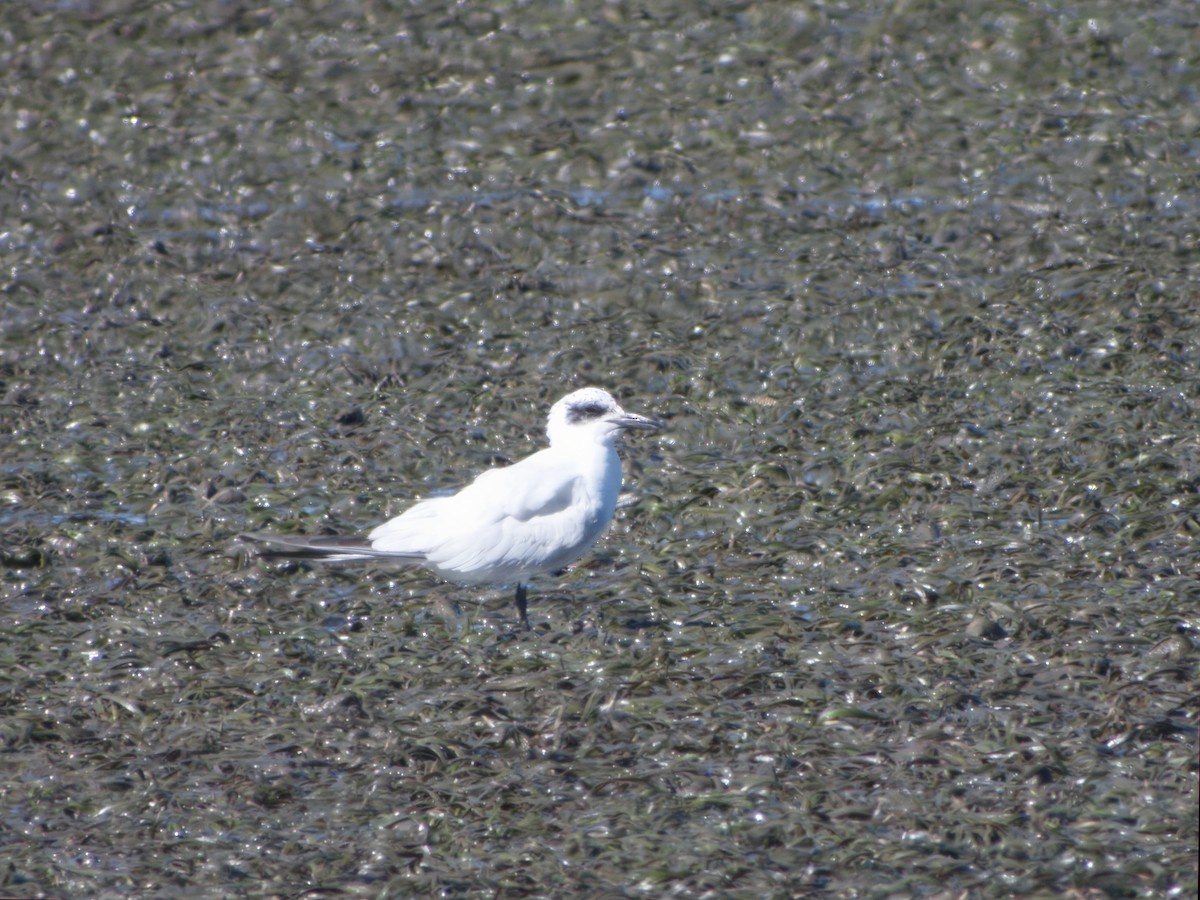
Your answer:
[370,449,608,583]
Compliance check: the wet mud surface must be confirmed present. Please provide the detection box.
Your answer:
[1,2,1197,896]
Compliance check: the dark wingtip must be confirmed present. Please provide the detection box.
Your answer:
[240,532,428,561]
[239,532,373,557]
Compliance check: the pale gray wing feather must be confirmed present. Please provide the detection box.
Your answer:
[371,449,606,582]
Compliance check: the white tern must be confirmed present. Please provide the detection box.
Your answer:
[242,387,661,627]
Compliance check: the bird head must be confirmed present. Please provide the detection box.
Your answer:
[546,387,661,447]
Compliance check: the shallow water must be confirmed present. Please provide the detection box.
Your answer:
[2,1,1197,897]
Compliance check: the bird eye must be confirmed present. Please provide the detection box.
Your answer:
[567,401,610,424]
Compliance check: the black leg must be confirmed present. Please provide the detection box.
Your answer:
[515,583,530,630]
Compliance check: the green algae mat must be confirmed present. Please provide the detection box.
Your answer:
[1,2,1196,897]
